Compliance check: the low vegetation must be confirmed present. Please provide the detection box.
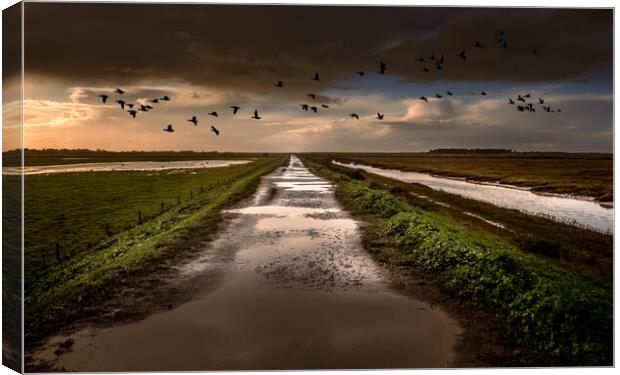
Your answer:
[323,152,613,201]
[303,156,612,366]
[24,156,286,340]
[2,149,279,166]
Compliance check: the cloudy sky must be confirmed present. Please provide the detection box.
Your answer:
[3,3,613,152]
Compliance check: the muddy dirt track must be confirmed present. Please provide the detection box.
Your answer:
[32,156,462,371]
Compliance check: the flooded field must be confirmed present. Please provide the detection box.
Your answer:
[334,161,613,234]
[3,159,250,175]
[33,156,460,371]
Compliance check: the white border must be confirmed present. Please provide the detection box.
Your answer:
[0,1,616,375]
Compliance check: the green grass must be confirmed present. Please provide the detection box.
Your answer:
[303,157,612,366]
[17,150,276,166]
[24,156,286,340]
[321,152,612,201]
[24,160,271,284]
[310,157,612,282]
[2,174,22,370]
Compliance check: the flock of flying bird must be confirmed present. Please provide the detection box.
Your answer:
[95,30,562,136]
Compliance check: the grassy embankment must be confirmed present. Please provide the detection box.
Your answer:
[302,156,612,366]
[326,153,612,201]
[308,155,613,282]
[24,156,287,340]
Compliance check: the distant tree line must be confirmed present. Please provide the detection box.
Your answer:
[428,148,514,154]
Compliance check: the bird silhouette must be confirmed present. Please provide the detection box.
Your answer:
[350,113,359,119]
[528,103,535,112]
[378,61,386,74]
[127,103,134,108]
[187,116,198,126]
[539,98,545,104]
[517,95,526,102]
[208,111,218,117]
[311,72,320,81]
[116,100,126,109]
[446,90,453,96]
[321,104,329,108]
[252,110,261,119]
[474,41,485,49]
[435,93,443,98]
[501,41,507,48]
[524,94,531,98]
[211,125,220,136]
[150,98,159,104]
[98,94,109,103]
[376,113,384,120]
[481,91,487,96]
[417,57,425,62]
[517,105,525,112]
[307,94,317,99]
[422,67,430,72]
[439,55,445,64]
[139,105,149,112]
[543,106,551,112]
[508,98,515,104]
[114,88,125,95]
[557,109,562,112]
[436,62,442,70]
[356,71,365,76]
[275,81,284,88]
[420,96,428,102]
[230,106,240,114]
[300,104,309,111]
[160,95,170,101]
[128,110,138,118]
[531,49,538,54]
[145,105,154,110]
[310,106,318,113]
[163,124,174,132]
[458,50,467,60]
[429,54,436,61]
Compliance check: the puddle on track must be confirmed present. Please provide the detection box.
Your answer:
[35,155,461,371]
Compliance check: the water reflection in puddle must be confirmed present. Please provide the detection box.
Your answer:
[335,161,613,233]
[37,155,461,371]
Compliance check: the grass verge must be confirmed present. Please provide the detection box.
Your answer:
[25,156,287,342]
[303,157,612,366]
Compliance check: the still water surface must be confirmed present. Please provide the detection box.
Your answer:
[3,159,250,175]
[333,161,613,234]
[34,156,460,371]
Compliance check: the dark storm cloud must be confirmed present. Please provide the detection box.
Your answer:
[22,3,612,94]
